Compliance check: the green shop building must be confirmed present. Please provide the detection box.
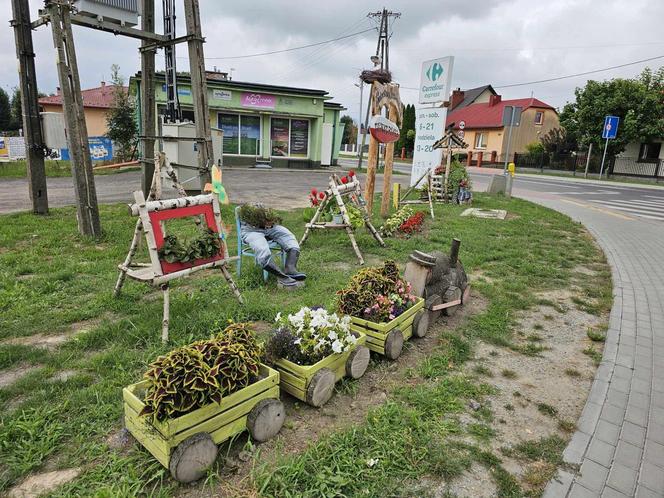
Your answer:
[131,71,346,168]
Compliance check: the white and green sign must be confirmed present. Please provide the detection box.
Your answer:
[419,56,454,104]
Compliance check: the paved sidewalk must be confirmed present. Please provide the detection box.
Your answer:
[515,192,664,497]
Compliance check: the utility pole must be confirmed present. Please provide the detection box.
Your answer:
[140,0,156,195]
[584,142,593,179]
[48,1,101,237]
[10,0,49,215]
[354,80,363,155]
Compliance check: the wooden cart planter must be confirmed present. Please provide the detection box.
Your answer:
[274,332,370,407]
[123,364,284,483]
[349,297,426,360]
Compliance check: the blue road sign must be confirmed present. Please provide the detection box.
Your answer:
[602,115,619,139]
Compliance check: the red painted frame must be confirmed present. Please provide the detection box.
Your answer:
[149,203,224,275]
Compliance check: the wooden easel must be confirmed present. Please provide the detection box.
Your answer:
[397,168,436,219]
[114,153,242,342]
[300,174,384,265]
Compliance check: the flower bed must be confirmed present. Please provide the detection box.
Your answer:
[266,307,370,407]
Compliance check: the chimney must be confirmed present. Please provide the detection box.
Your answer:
[449,88,465,110]
[101,81,106,87]
[489,94,502,106]
[56,87,61,96]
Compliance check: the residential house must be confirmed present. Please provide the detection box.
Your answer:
[448,85,497,112]
[38,82,126,136]
[446,94,559,166]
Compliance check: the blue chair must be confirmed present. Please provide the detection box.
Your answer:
[235,206,286,281]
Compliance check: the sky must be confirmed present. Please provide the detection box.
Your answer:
[1,0,663,122]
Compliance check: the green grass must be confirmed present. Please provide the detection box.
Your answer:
[0,159,138,178]
[0,192,611,496]
[583,346,603,365]
[536,402,559,418]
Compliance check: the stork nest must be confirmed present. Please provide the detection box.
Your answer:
[360,69,392,84]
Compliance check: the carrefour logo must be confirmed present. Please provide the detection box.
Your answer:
[426,62,444,81]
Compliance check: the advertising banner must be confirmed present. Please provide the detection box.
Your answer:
[241,92,276,109]
[290,119,309,157]
[0,137,8,159]
[419,56,454,105]
[60,136,113,161]
[410,107,447,186]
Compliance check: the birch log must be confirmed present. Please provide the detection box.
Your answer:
[380,105,398,218]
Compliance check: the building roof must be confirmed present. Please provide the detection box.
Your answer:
[451,85,497,111]
[38,83,126,109]
[446,97,556,129]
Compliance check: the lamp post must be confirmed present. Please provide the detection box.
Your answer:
[354,80,364,156]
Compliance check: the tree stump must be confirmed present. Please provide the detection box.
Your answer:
[169,432,218,483]
[384,328,404,360]
[443,286,462,316]
[246,398,285,442]
[306,368,336,407]
[345,345,370,379]
[412,309,429,338]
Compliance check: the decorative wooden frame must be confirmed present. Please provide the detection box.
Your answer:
[300,174,385,265]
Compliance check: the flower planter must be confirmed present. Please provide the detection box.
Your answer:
[350,297,426,360]
[273,332,369,407]
[123,364,284,483]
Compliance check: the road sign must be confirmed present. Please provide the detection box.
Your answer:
[502,106,522,127]
[369,115,400,143]
[419,56,454,104]
[410,106,447,186]
[458,120,465,130]
[602,115,619,139]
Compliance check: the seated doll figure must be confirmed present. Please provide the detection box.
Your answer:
[239,204,306,288]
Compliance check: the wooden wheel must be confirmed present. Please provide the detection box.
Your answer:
[384,328,404,360]
[412,309,429,338]
[247,398,285,442]
[169,432,218,483]
[306,368,336,407]
[443,286,462,317]
[345,345,370,379]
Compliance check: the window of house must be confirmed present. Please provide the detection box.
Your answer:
[534,111,544,125]
[270,117,310,158]
[474,132,487,149]
[218,113,260,155]
[639,142,662,162]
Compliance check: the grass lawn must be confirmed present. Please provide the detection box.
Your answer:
[0,160,139,178]
[0,193,611,497]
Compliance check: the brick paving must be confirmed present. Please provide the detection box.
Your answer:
[514,191,664,498]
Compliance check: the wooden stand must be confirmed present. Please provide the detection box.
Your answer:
[300,174,385,265]
[114,153,241,342]
[397,168,437,219]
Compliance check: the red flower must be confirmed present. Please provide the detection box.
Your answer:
[318,191,326,200]
[341,176,348,184]
[311,188,317,196]
[349,170,355,177]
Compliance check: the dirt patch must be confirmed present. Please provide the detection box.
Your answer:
[444,462,497,497]
[2,333,72,350]
[8,468,81,498]
[0,364,38,389]
[176,292,488,498]
[48,370,78,383]
[106,428,134,452]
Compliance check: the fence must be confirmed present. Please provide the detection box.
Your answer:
[609,157,663,180]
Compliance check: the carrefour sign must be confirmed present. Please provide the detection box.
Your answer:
[419,56,454,104]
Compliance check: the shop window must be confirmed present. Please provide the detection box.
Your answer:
[474,132,487,149]
[271,118,310,158]
[639,142,661,162]
[218,113,260,155]
[534,111,544,125]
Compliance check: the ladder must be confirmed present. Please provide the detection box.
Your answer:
[162,0,181,123]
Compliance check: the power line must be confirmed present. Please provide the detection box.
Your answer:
[185,28,375,60]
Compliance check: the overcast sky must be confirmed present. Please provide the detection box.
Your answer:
[1,0,663,122]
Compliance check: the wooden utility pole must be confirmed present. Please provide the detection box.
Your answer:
[380,105,398,217]
[10,0,48,215]
[49,2,101,237]
[140,0,156,195]
[364,85,378,216]
[183,0,213,192]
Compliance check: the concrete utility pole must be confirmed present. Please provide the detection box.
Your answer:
[10,0,49,215]
[48,2,101,237]
[140,0,156,195]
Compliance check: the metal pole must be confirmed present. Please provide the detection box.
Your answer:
[140,0,156,195]
[357,81,363,156]
[584,142,593,179]
[503,108,515,172]
[599,137,609,178]
[357,89,372,171]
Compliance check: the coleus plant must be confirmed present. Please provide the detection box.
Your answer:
[158,227,221,264]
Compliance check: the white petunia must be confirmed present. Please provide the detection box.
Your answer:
[331,339,343,353]
[294,338,302,345]
[328,330,338,341]
[274,312,281,322]
[348,334,358,344]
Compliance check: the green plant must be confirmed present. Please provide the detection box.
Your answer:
[445,159,472,199]
[379,206,413,237]
[238,204,282,228]
[346,205,364,229]
[158,227,221,264]
[586,327,606,342]
[105,65,137,160]
[525,141,545,155]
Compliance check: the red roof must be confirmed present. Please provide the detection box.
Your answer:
[39,84,127,109]
[446,97,555,129]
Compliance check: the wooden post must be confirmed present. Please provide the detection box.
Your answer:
[183,0,213,192]
[364,83,378,215]
[380,105,398,218]
[49,3,101,237]
[140,0,156,196]
[443,143,452,203]
[11,0,49,215]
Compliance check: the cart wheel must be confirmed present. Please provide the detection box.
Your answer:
[384,328,404,360]
[412,309,429,338]
[169,432,218,483]
[306,368,336,407]
[443,286,462,317]
[345,345,370,379]
[247,398,285,442]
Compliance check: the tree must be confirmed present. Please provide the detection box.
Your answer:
[396,103,416,154]
[10,88,22,131]
[340,115,356,144]
[106,64,137,161]
[560,67,664,157]
[540,127,576,154]
[0,88,11,131]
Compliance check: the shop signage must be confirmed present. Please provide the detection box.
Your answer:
[369,115,400,143]
[419,56,454,104]
[60,136,113,161]
[212,89,232,101]
[0,137,7,158]
[372,82,403,124]
[161,85,192,97]
[410,107,447,186]
[241,92,276,109]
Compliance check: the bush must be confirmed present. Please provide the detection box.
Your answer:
[525,141,545,155]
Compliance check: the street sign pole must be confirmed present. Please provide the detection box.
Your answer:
[599,115,619,178]
[584,142,593,179]
[599,137,609,178]
[503,108,515,172]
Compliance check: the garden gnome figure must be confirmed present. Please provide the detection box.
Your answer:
[239,204,306,288]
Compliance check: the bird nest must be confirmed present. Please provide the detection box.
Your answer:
[360,69,392,84]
